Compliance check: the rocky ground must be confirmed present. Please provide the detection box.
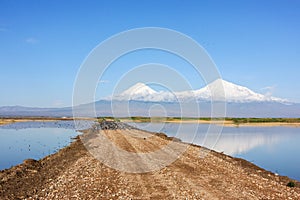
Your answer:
[0,120,299,199]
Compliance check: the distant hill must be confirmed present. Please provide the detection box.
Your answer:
[1,79,299,118]
[1,101,300,118]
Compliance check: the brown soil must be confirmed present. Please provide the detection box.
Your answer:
[0,117,95,126]
[0,126,299,199]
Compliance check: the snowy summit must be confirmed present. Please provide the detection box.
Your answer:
[112,79,288,103]
[114,83,157,101]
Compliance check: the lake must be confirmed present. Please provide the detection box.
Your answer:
[0,120,94,170]
[131,122,300,181]
[1,120,299,181]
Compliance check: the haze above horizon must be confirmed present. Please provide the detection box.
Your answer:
[1,1,300,107]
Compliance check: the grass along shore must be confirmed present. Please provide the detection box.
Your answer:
[0,117,96,126]
[1,117,300,127]
[101,117,300,127]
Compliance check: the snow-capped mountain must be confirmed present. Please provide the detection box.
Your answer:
[0,79,297,117]
[193,79,287,103]
[112,79,288,103]
[2,79,294,118]
[115,83,157,101]
[113,83,177,102]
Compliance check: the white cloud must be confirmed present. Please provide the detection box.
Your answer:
[25,37,39,44]
[260,85,277,97]
[98,80,110,84]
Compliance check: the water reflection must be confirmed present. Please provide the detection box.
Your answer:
[1,121,299,180]
[0,120,94,170]
[0,120,95,130]
[133,123,300,180]
[205,129,283,156]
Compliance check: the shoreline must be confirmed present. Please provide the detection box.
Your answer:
[0,120,299,199]
[2,117,300,127]
[0,117,96,126]
[120,119,300,127]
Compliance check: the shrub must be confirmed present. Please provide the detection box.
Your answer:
[287,181,295,187]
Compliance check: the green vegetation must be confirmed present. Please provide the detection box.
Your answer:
[96,117,300,124]
[287,181,295,187]
[96,116,222,122]
[228,118,300,125]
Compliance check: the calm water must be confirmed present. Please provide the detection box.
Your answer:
[1,121,299,181]
[0,120,94,170]
[131,122,300,181]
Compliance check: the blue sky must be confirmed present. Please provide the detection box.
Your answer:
[0,0,300,107]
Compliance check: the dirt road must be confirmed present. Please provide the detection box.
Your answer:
[0,121,299,199]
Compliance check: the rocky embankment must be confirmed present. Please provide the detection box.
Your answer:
[97,119,135,130]
[0,120,299,199]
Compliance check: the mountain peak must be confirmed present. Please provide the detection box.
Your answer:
[112,79,289,103]
[121,83,156,95]
[115,83,157,101]
[199,79,288,103]
[207,79,243,89]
